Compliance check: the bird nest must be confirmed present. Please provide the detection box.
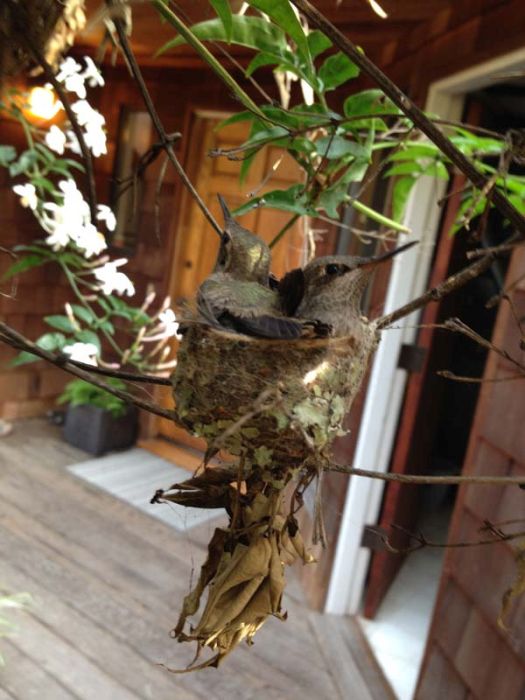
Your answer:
[172,322,379,472]
[160,321,379,670]
[0,0,85,80]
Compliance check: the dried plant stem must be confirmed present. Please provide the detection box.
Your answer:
[290,0,525,237]
[0,322,177,420]
[108,2,222,237]
[382,522,525,554]
[325,464,525,486]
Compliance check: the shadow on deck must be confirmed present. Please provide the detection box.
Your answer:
[0,419,393,700]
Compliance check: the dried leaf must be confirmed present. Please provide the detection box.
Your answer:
[498,540,525,631]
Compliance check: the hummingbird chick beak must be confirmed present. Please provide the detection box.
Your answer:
[356,240,418,269]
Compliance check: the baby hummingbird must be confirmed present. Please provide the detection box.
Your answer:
[281,241,417,337]
[197,195,306,339]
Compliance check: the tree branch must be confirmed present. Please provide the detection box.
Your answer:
[0,322,177,420]
[324,463,525,487]
[289,0,525,237]
[107,1,222,237]
[376,252,497,329]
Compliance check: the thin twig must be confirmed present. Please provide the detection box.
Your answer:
[381,522,525,554]
[438,370,525,384]
[324,464,525,486]
[0,322,177,420]
[108,1,222,237]
[376,252,497,329]
[289,0,525,237]
[443,317,525,373]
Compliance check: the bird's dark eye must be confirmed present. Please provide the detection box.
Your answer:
[325,263,341,276]
[221,231,231,244]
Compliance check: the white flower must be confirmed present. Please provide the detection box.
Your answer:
[63,342,99,366]
[96,204,116,232]
[71,100,105,129]
[159,309,182,339]
[84,123,107,157]
[65,129,81,155]
[73,222,107,258]
[40,180,99,254]
[71,100,107,157]
[93,259,135,297]
[56,57,83,81]
[45,125,67,154]
[13,183,38,210]
[82,57,104,88]
[56,57,86,98]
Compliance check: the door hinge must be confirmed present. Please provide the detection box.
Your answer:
[397,343,426,372]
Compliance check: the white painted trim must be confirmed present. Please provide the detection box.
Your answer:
[325,47,525,616]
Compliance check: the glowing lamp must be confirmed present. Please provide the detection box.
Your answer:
[26,86,60,120]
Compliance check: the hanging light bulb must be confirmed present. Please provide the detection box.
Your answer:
[26,86,61,120]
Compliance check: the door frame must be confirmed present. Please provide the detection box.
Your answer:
[325,46,525,615]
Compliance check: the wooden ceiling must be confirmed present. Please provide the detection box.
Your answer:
[80,0,455,66]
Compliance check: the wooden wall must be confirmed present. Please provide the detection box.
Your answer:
[415,250,525,699]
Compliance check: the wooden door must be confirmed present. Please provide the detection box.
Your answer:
[153,111,305,449]
[414,246,525,699]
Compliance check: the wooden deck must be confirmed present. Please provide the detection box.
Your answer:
[0,419,394,700]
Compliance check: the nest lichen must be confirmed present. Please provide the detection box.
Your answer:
[172,322,378,467]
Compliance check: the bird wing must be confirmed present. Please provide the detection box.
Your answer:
[217,312,306,339]
[278,267,305,316]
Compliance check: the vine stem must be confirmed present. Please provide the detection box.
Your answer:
[0,322,177,420]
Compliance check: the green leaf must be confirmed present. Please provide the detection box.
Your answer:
[157,16,287,57]
[318,184,347,219]
[75,329,101,352]
[0,145,17,166]
[9,149,38,177]
[234,185,313,216]
[1,254,46,282]
[10,350,40,367]
[343,89,400,131]
[246,52,281,76]
[392,176,415,222]
[97,319,115,334]
[36,332,67,352]
[388,143,440,161]
[338,158,370,184]
[248,0,310,62]
[318,52,359,91]
[70,304,95,324]
[307,30,332,59]
[314,135,370,160]
[209,0,232,41]
[44,315,76,333]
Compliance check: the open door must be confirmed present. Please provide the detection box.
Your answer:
[363,172,467,617]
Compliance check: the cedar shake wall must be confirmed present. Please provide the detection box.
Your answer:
[415,249,525,699]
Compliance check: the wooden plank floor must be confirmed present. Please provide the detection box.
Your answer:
[0,419,394,700]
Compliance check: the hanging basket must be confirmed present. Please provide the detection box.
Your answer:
[0,0,86,80]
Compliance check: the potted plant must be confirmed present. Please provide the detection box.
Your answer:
[58,378,138,455]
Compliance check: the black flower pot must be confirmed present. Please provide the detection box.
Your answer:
[63,404,138,456]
